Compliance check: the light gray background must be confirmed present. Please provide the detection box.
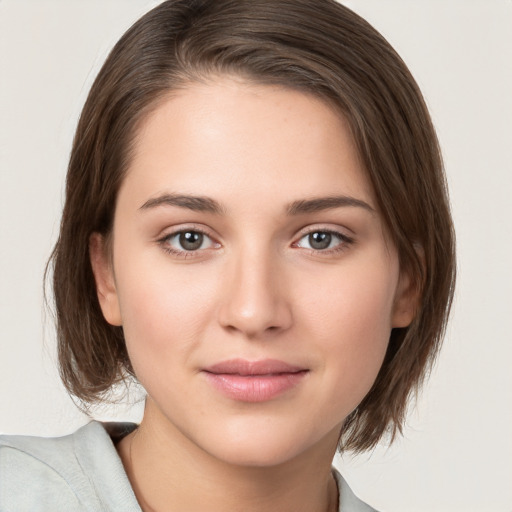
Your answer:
[1,1,511,511]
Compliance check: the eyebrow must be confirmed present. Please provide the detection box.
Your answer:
[139,194,224,214]
[286,196,375,215]
[139,193,374,216]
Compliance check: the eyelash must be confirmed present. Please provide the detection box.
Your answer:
[157,226,354,258]
[157,226,219,258]
[292,228,354,255]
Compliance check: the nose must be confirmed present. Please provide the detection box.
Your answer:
[217,246,293,338]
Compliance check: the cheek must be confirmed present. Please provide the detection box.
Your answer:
[113,254,219,373]
[299,255,397,338]
[295,257,397,401]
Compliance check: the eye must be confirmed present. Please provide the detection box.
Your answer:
[162,230,218,253]
[294,230,351,251]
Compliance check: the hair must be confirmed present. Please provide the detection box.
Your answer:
[49,0,455,453]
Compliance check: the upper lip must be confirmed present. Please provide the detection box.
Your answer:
[203,358,306,376]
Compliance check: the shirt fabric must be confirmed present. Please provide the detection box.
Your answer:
[0,421,377,511]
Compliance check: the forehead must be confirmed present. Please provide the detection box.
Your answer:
[121,78,375,211]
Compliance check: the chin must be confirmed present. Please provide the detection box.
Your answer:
[212,440,303,468]
[200,421,330,469]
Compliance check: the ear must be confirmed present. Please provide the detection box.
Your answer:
[89,233,122,326]
[391,249,424,328]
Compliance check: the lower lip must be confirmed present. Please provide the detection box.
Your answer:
[203,371,308,402]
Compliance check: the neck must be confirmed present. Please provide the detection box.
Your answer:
[117,401,339,512]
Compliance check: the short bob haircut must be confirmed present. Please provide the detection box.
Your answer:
[49,0,455,453]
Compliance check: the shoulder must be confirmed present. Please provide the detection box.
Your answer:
[333,468,380,512]
[0,421,140,512]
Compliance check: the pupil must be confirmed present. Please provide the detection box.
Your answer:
[309,232,331,250]
[179,231,203,251]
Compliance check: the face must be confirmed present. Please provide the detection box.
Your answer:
[91,78,414,467]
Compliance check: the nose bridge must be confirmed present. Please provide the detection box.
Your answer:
[217,241,291,337]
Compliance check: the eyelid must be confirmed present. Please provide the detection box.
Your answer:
[291,225,355,253]
[156,224,221,257]
[155,223,354,258]
[156,222,213,239]
[294,223,354,240]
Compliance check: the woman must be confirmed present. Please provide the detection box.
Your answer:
[0,1,455,510]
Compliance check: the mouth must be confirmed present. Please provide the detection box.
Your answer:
[202,358,309,402]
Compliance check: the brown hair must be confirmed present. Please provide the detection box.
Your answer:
[49,0,455,452]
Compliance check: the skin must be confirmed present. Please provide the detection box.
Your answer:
[90,77,416,512]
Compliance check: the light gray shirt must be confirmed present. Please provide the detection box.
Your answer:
[0,421,377,511]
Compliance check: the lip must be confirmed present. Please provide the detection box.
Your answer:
[202,358,308,402]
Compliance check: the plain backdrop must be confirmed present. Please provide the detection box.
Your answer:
[0,1,511,511]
